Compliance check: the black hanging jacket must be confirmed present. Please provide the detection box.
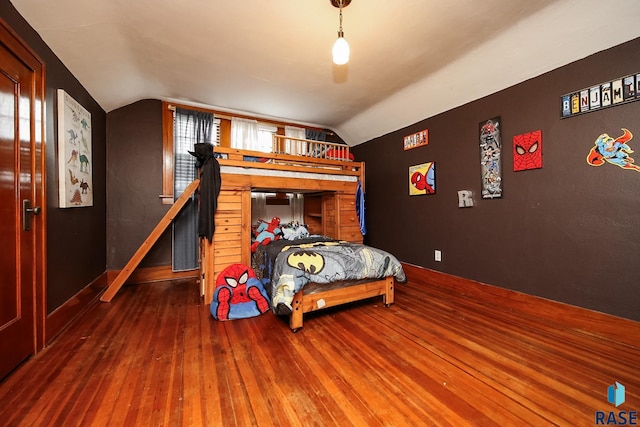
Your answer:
[188,143,221,242]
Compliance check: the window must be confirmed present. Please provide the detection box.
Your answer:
[173,108,220,197]
[161,101,223,204]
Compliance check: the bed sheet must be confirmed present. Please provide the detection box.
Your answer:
[254,236,406,315]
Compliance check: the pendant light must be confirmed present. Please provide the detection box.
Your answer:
[331,0,351,65]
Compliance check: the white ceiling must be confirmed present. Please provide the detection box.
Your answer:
[11,0,640,146]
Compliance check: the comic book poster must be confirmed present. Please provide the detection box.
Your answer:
[479,117,502,199]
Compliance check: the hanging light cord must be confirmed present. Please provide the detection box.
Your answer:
[337,0,344,37]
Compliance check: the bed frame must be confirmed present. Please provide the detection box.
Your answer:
[200,135,396,329]
[289,277,395,332]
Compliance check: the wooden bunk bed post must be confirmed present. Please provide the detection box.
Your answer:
[290,294,304,331]
[384,276,395,305]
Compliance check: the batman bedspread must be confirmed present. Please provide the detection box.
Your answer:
[254,236,406,315]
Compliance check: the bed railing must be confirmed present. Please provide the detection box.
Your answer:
[213,137,363,185]
[271,135,351,161]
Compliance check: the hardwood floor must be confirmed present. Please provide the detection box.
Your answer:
[1,266,639,426]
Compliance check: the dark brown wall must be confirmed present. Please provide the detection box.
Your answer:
[353,38,640,321]
[106,100,171,269]
[0,1,107,313]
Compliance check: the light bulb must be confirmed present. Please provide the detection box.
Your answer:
[332,36,350,65]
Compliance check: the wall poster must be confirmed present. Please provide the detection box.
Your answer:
[409,162,435,195]
[587,128,640,172]
[58,89,92,207]
[479,117,502,199]
[513,130,542,171]
[403,129,428,150]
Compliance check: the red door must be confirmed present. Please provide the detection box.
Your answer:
[0,21,45,380]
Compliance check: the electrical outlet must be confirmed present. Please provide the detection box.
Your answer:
[434,250,442,262]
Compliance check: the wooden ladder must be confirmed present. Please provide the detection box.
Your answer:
[100,179,200,302]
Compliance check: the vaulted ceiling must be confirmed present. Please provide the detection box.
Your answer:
[11,0,640,145]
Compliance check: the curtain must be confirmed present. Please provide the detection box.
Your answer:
[251,192,267,223]
[285,125,306,155]
[231,117,260,151]
[252,192,303,225]
[173,108,215,271]
[290,194,304,223]
[305,129,327,142]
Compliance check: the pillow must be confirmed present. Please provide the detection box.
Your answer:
[280,221,310,240]
[325,148,354,161]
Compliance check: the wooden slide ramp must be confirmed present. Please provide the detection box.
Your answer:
[100,179,200,302]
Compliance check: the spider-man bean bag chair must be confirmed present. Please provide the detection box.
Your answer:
[210,264,270,320]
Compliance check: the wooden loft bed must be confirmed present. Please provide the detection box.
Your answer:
[200,136,401,331]
[100,136,362,304]
[201,135,368,305]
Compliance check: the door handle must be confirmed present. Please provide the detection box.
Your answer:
[23,199,41,231]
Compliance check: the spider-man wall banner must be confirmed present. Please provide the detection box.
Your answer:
[513,130,542,171]
[479,117,502,199]
[409,162,435,195]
